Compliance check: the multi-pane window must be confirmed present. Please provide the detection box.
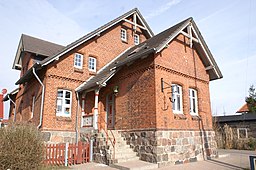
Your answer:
[189,88,198,115]
[121,28,127,41]
[134,34,140,45]
[56,89,72,117]
[74,53,83,69]
[172,84,183,113]
[88,57,96,72]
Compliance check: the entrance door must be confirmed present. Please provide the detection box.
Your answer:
[106,94,115,129]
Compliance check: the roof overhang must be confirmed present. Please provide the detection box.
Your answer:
[12,38,23,70]
[3,88,19,102]
[156,18,223,81]
[15,62,41,85]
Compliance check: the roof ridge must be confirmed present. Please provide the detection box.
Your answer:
[40,8,154,66]
[21,34,64,48]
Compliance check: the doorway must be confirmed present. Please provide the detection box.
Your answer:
[106,94,115,129]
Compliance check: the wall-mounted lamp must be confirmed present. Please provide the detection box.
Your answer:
[113,86,119,96]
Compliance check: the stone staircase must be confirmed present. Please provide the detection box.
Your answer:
[96,130,158,170]
[107,130,139,163]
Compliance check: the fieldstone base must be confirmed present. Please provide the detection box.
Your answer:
[121,129,218,167]
[42,131,76,143]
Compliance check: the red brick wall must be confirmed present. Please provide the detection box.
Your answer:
[154,34,213,130]
[42,21,148,131]
[12,71,45,126]
[95,54,156,130]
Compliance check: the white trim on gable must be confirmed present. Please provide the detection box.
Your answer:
[42,10,153,67]
[156,20,222,80]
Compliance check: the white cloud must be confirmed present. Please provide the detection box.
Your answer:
[145,0,182,19]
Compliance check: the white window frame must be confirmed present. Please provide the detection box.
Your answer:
[74,53,83,69]
[88,57,97,72]
[121,28,127,42]
[237,128,248,139]
[172,84,183,114]
[189,88,198,115]
[56,89,72,117]
[134,34,140,45]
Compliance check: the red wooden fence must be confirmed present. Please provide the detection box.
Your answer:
[44,141,90,166]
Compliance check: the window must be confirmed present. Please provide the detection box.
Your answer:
[237,128,248,139]
[56,89,72,117]
[172,84,183,114]
[189,89,198,115]
[74,53,83,69]
[134,34,140,45]
[88,57,96,72]
[121,28,127,42]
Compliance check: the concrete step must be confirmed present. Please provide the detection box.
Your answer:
[110,160,158,170]
[116,156,140,163]
[114,152,137,158]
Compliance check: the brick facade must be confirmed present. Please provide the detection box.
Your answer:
[9,9,221,165]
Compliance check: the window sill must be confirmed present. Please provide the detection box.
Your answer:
[174,114,187,120]
[191,115,201,121]
[89,72,96,76]
[121,40,128,44]
[74,68,84,73]
[56,116,72,122]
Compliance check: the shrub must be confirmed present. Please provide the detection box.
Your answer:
[0,123,44,170]
[248,137,256,150]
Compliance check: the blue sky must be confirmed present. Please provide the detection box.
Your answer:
[0,0,255,118]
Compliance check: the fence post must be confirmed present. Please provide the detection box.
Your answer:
[65,142,69,167]
[90,138,93,162]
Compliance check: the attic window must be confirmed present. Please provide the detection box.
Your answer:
[121,28,127,42]
[74,53,83,69]
[88,57,96,72]
[134,34,140,45]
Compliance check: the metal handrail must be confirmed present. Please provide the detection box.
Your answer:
[98,114,116,160]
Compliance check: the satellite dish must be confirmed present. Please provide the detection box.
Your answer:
[2,89,7,95]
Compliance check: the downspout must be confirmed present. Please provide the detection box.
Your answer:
[75,92,79,143]
[7,94,16,122]
[32,68,45,129]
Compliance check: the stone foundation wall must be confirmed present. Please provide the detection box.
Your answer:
[42,131,76,143]
[121,129,218,167]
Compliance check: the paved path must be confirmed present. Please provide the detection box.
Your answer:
[69,149,256,170]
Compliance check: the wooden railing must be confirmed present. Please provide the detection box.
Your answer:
[44,141,90,166]
[98,114,116,159]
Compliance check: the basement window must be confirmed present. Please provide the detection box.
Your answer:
[237,128,248,139]
[56,89,72,117]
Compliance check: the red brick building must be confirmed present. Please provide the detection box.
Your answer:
[6,8,222,166]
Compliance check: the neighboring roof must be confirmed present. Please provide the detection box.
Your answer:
[76,17,223,92]
[15,8,154,85]
[12,34,64,70]
[236,103,249,113]
[40,8,154,67]
[3,88,19,102]
[214,113,256,123]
